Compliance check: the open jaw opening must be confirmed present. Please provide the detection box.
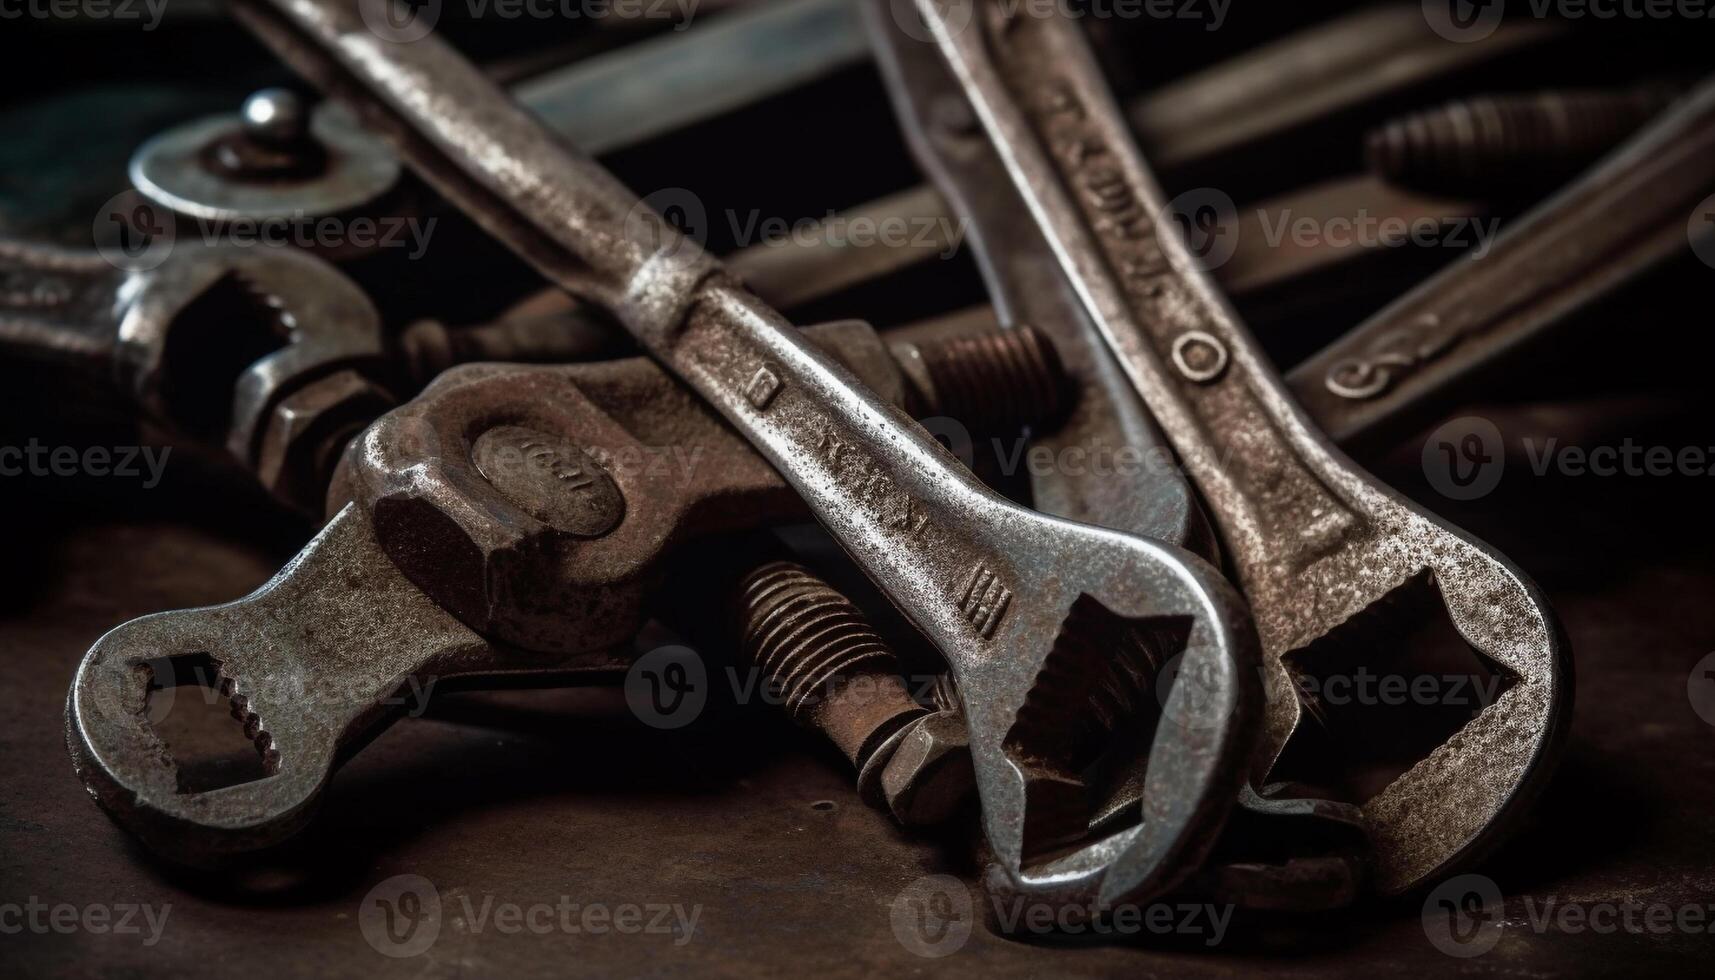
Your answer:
[138,652,279,795]
[1274,569,1519,805]
[1000,594,1195,872]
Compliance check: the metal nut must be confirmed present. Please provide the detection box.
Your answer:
[254,368,393,514]
[878,709,974,827]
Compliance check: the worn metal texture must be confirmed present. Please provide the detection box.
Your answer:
[0,237,386,476]
[5,420,1711,973]
[921,2,1570,894]
[864,0,1211,555]
[229,0,1269,910]
[63,319,952,861]
[1292,74,1715,450]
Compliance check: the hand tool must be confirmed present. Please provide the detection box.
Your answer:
[225,0,1265,910]
[917,0,1570,895]
[864,0,1376,910]
[0,236,386,488]
[129,0,869,226]
[1294,75,1715,449]
[864,0,1211,554]
[0,233,629,513]
[66,319,1046,863]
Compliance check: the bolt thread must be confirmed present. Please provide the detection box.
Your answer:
[738,562,906,722]
[906,324,1068,433]
[1366,87,1679,194]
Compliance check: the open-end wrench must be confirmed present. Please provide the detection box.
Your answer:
[864,3,1371,910]
[917,2,1571,894]
[66,320,974,863]
[229,0,1264,909]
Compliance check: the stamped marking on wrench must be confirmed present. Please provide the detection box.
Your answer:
[222,0,1267,909]
[923,0,1571,893]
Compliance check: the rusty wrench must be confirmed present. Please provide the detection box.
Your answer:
[227,0,1265,908]
[916,1,1571,894]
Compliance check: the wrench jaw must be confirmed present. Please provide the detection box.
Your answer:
[960,519,1264,912]
[66,611,329,867]
[1347,513,1571,895]
[64,507,497,866]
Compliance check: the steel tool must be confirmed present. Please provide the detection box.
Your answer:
[917,0,1570,894]
[864,0,1376,910]
[0,237,385,495]
[66,319,1035,862]
[1295,75,1715,449]
[225,0,1266,909]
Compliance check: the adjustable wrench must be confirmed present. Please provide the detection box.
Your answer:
[227,0,1264,909]
[916,2,1570,894]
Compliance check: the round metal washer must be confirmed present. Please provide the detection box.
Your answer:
[129,105,400,223]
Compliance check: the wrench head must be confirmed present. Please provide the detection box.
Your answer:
[1260,502,1573,895]
[942,512,1264,910]
[65,508,493,865]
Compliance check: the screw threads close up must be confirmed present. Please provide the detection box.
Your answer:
[903,324,1068,434]
[737,561,907,714]
[1367,87,1680,194]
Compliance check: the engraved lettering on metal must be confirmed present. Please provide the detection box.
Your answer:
[958,564,1012,639]
[745,364,783,409]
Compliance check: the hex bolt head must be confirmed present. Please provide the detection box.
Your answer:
[876,709,974,828]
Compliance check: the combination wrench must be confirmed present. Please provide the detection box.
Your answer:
[915,1,1571,894]
[221,0,1265,909]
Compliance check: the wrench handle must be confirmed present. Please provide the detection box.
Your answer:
[232,0,1015,659]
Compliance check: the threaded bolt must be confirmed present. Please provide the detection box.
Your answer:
[736,561,973,825]
[1366,86,1680,195]
[738,561,926,769]
[889,324,1069,435]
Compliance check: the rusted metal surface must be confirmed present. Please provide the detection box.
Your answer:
[0,237,386,505]
[919,1,1569,894]
[1293,75,1715,450]
[225,0,1269,911]
[65,318,1038,861]
[1365,84,1681,196]
[6,418,1711,973]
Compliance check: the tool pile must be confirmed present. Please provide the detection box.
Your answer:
[11,0,1710,932]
